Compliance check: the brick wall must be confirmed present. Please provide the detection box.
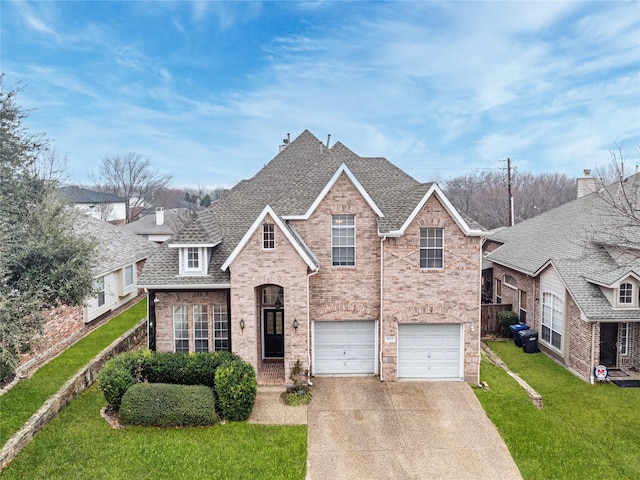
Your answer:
[229,213,310,380]
[154,290,229,354]
[491,264,538,326]
[291,173,381,322]
[567,298,592,379]
[382,195,482,382]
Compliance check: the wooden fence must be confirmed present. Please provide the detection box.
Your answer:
[481,303,512,335]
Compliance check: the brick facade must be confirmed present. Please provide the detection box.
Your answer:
[152,175,482,383]
[382,196,481,382]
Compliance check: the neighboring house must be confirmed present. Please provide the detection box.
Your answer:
[140,130,484,384]
[484,170,640,382]
[59,186,127,225]
[122,207,190,243]
[19,215,158,372]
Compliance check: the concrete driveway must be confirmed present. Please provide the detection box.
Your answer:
[306,377,522,480]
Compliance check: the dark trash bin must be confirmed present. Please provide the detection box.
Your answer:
[519,329,539,354]
[509,323,529,347]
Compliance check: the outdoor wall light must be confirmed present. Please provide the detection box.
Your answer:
[274,298,282,310]
[240,319,245,330]
[293,318,299,330]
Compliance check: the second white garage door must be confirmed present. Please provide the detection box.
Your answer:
[398,324,462,379]
[313,320,376,375]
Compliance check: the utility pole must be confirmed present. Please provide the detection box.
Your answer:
[507,157,514,226]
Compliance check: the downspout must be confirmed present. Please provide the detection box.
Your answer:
[590,322,596,384]
[380,235,387,382]
[307,268,319,386]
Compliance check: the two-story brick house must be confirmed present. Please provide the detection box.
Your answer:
[484,170,640,382]
[139,131,484,384]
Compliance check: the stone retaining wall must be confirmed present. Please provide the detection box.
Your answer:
[0,319,147,471]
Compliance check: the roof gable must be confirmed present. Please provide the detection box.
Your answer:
[221,205,318,271]
[282,163,384,220]
[389,183,484,237]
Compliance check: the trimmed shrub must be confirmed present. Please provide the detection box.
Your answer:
[118,383,218,427]
[497,310,521,337]
[215,359,257,421]
[144,351,239,387]
[98,359,136,409]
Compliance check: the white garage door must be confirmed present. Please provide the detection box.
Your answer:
[313,321,376,375]
[398,324,462,379]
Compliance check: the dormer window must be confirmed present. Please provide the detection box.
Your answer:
[187,247,200,269]
[178,246,209,276]
[619,283,633,305]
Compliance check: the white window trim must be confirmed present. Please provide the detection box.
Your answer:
[419,227,444,270]
[331,214,356,267]
[96,276,106,307]
[620,322,629,356]
[173,305,189,353]
[503,274,518,289]
[193,305,209,353]
[262,223,275,250]
[213,304,230,351]
[179,247,209,276]
[541,292,564,352]
[617,282,635,308]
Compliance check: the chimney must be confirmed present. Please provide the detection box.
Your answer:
[576,169,597,198]
[155,207,165,226]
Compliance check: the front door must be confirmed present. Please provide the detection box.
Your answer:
[263,309,284,358]
[599,323,618,367]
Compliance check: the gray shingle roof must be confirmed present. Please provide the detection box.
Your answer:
[121,208,190,236]
[74,215,159,276]
[140,130,477,287]
[59,186,126,204]
[486,174,640,320]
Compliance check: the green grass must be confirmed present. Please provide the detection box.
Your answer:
[2,385,307,480]
[0,299,147,447]
[476,340,640,480]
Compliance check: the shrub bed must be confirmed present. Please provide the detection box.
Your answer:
[99,350,256,421]
[119,383,218,427]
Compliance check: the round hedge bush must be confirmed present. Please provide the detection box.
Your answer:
[98,357,136,409]
[214,359,257,421]
[118,383,218,427]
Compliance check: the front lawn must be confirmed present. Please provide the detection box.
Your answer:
[0,299,147,447]
[1,385,307,480]
[476,341,640,480]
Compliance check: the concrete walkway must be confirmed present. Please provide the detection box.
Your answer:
[306,377,522,480]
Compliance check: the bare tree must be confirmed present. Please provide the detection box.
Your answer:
[90,153,173,223]
[443,169,576,230]
[591,145,640,249]
[32,147,70,183]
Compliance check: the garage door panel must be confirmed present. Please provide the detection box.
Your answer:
[398,324,462,379]
[314,321,376,375]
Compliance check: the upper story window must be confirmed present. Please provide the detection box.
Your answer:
[263,223,275,250]
[187,247,200,269]
[420,228,443,269]
[619,283,633,305]
[179,247,208,276]
[332,214,355,266]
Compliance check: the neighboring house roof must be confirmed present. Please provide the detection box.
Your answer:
[74,214,159,277]
[59,186,126,204]
[485,173,640,321]
[140,130,483,288]
[121,208,190,236]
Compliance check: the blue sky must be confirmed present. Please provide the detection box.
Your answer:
[2,1,639,189]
